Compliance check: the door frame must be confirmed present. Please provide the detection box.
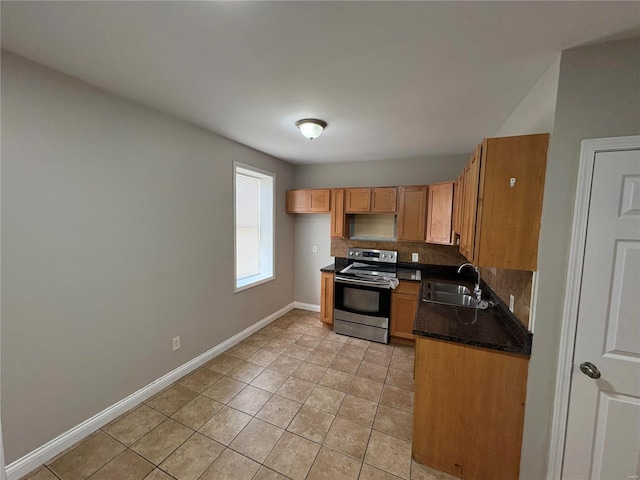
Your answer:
[547,135,640,478]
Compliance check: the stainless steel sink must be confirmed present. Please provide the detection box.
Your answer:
[422,289,492,310]
[424,281,472,295]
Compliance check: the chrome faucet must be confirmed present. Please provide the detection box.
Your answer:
[457,262,482,300]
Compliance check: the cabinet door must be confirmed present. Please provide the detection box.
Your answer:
[320,272,334,324]
[413,338,465,477]
[426,181,454,245]
[309,189,331,212]
[345,188,371,213]
[414,337,529,480]
[397,186,427,242]
[452,174,464,235]
[390,281,420,339]
[286,190,309,213]
[459,145,481,261]
[330,189,347,238]
[371,187,397,213]
[475,134,549,270]
[463,345,528,480]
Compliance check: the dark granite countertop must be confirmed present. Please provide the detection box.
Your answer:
[321,260,532,356]
[412,268,532,356]
[321,258,349,273]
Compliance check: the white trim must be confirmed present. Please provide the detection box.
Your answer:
[529,271,538,333]
[0,415,5,480]
[293,302,320,312]
[5,302,295,480]
[233,160,277,293]
[547,135,640,480]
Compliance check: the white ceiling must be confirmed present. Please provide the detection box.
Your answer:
[2,1,639,165]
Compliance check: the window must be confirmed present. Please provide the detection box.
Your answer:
[234,162,275,291]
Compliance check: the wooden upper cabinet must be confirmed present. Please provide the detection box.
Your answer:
[286,189,330,213]
[345,188,371,213]
[309,189,330,212]
[371,187,397,213]
[453,174,464,235]
[426,181,454,245]
[345,187,397,213]
[287,189,309,213]
[458,134,549,270]
[474,134,548,270]
[330,189,347,238]
[459,145,481,261]
[397,185,427,242]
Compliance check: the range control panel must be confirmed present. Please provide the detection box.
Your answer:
[346,248,398,264]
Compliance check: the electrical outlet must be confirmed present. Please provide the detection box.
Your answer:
[411,252,419,262]
[172,336,180,351]
[509,295,515,312]
[312,245,318,254]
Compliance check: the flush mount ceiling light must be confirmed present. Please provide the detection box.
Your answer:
[296,119,327,140]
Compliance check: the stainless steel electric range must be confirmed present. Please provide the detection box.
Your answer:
[333,248,421,344]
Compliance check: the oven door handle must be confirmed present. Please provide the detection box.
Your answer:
[335,276,391,289]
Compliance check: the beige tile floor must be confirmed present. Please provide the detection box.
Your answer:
[21,309,458,480]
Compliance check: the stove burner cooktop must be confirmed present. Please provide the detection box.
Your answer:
[338,248,422,282]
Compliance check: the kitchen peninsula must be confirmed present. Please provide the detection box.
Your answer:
[289,133,547,479]
[320,257,531,480]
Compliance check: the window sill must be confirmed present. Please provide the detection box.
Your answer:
[235,274,275,293]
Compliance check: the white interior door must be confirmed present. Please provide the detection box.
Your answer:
[562,146,640,479]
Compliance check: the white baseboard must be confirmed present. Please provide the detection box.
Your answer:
[293,302,320,312]
[5,302,295,480]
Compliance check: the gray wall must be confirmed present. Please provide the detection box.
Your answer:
[292,155,469,305]
[520,37,640,479]
[495,54,560,138]
[0,51,295,463]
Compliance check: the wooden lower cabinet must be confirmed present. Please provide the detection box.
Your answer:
[390,281,420,341]
[320,272,334,325]
[413,337,529,480]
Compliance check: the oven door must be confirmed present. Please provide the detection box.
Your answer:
[334,276,391,328]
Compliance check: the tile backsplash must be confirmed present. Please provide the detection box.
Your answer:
[480,267,533,329]
[332,237,533,329]
[331,238,466,265]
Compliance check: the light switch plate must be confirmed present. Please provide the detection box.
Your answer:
[411,253,419,262]
[509,295,515,312]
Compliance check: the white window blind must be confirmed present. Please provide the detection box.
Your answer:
[234,163,274,290]
[236,173,261,280]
